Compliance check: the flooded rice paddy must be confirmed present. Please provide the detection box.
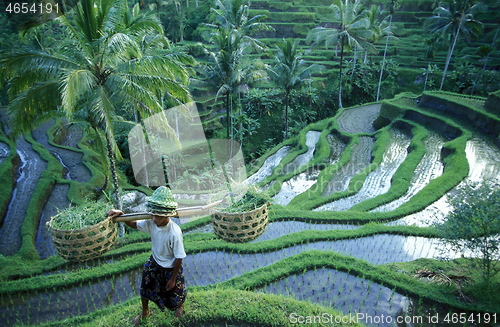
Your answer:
[392,135,500,227]
[315,129,411,211]
[0,136,47,256]
[372,131,446,215]
[2,102,500,326]
[246,146,291,185]
[1,233,459,325]
[321,136,374,196]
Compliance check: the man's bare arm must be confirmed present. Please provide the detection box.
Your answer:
[107,209,137,229]
[166,258,182,291]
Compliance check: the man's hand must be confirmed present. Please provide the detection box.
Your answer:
[108,210,138,229]
[107,209,124,221]
[166,277,176,291]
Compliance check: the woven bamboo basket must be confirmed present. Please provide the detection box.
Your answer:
[211,203,269,243]
[47,216,118,262]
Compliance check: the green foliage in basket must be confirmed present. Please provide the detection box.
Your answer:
[51,200,112,230]
[221,191,270,213]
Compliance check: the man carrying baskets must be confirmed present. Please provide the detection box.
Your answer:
[108,186,187,324]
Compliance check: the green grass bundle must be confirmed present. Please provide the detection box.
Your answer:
[222,191,270,213]
[51,200,112,230]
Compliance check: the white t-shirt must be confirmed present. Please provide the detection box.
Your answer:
[136,219,186,268]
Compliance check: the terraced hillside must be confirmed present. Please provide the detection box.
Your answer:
[193,0,500,152]
[1,91,499,326]
[246,0,500,70]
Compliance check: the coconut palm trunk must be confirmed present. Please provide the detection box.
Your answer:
[425,0,485,91]
[226,90,231,140]
[338,41,345,109]
[284,89,290,139]
[423,64,430,91]
[472,27,498,94]
[440,21,462,90]
[106,131,125,236]
[308,0,378,110]
[377,14,392,101]
[268,38,317,140]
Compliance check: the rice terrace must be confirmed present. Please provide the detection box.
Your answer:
[0,0,499,326]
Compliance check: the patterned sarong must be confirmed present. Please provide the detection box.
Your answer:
[140,256,187,311]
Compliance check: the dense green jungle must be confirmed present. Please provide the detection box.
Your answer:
[0,0,499,326]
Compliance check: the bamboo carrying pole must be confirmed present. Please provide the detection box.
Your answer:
[112,199,223,222]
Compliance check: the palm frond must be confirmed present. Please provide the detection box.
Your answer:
[0,48,74,79]
[105,32,142,63]
[7,81,61,135]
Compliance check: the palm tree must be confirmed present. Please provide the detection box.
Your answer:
[471,26,498,94]
[209,0,273,42]
[203,0,271,141]
[424,0,485,90]
[203,26,246,141]
[202,26,266,142]
[421,34,442,91]
[307,0,376,109]
[0,0,194,209]
[267,39,318,139]
[376,0,400,101]
[348,5,382,77]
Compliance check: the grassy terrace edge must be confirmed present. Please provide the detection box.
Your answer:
[264,93,473,220]
[0,128,16,226]
[35,288,364,327]
[0,222,436,290]
[3,248,499,327]
[5,222,499,314]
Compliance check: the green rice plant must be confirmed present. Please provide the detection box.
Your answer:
[219,189,271,213]
[51,200,113,230]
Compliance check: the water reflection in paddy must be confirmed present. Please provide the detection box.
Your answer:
[392,135,500,227]
[258,268,410,327]
[372,131,445,215]
[0,234,453,326]
[282,131,321,174]
[246,146,291,185]
[186,220,362,240]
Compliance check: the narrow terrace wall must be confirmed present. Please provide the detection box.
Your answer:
[419,92,500,140]
[485,89,500,117]
[402,110,462,141]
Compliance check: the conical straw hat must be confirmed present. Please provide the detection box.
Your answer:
[146,186,178,215]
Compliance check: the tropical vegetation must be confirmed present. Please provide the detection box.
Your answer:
[307,0,378,109]
[424,0,486,90]
[435,182,500,283]
[0,0,194,211]
[267,38,318,139]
